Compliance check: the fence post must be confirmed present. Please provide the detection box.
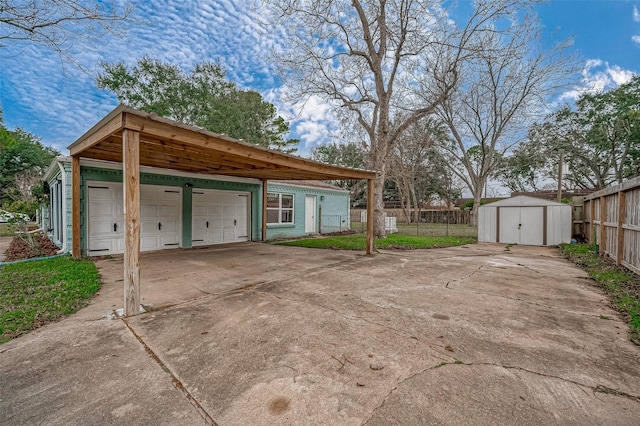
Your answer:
[616,191,626,266]
[589,199,595,244]
[599,196,606,255]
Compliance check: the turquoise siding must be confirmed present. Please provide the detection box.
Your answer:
[45,163,72,252]
[265,183,350,239]
[47,160,350,252]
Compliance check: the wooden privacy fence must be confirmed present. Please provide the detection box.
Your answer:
[584,175,640,275]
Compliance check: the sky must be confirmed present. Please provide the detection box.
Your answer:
[0,0,639,159]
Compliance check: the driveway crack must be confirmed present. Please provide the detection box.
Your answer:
[445,265,484,288]
[361,359,640,424]
[122,319,218,425]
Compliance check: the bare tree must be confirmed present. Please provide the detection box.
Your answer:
[1,0,132,62]
[388,116,448,222]
[435,11,576,224]
[265,0,537,237]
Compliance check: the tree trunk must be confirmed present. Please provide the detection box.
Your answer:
[471,180,484,226]
[372,168,387,238]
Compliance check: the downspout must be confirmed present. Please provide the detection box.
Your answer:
[57,160,68,254]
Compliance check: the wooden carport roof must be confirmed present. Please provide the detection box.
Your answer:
[68,105,376,181]
[68,105,376,316]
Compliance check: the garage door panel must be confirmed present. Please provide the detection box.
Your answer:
[193,205,207,216]
[141,236,159,251]
[160,190,180,201]
[141,219,158,233]
[141,204,158,217]
[160,206,179,217]
[91,221,116,235]
[88,182,181,255]
[161,221,178,232]
[88,238,113,253]
[91,201,118,217]
[192,189,249,246]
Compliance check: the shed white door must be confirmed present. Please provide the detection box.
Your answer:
[87,183,181,255]
[192,189,249,246]
[305,195,316,233]
[499,207,544,246]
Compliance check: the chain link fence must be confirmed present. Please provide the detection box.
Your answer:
[348,209,478,238]
[319,214,351,234]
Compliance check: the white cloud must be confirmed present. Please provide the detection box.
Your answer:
[559,60,637,101]
[633,35,640,44]
[0,0,301,153]
[634,6,640,22]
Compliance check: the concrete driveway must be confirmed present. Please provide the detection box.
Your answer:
[2,243,640,425]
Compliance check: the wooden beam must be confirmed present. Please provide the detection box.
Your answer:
[122,112,376,180]
[366,178,374,255]
[123,129,141,317]
[616,191,626,266]
[599,196,606,255]
[68,114,123,156]
[262,179,268,242]
[71,156,81,258]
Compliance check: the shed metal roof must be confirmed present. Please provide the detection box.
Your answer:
[479,195,570,208]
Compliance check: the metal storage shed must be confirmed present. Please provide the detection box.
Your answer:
[478,195,571,246]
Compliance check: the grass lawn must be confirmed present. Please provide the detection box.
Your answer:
[0,256,101,344]
[275,233,476,250]
[561,243,640,344]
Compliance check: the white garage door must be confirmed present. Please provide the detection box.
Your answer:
[192,189,249,246]
[87,182,182,255]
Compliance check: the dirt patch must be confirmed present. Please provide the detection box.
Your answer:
[4,235,60,261]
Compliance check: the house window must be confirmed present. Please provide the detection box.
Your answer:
[267,193,294,224]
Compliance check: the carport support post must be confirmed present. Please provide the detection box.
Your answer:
[71,156,81,258]
[366,178,374,255]
[123,129,141,317]
[262,179,267,242]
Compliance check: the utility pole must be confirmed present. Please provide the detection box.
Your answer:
[557,151,563,202]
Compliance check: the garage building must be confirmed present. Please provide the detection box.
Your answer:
[42,157,351,256]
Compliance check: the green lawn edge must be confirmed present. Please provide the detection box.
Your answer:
[0,255,102,344]
[274,233,476,250]
[561,243,640,344]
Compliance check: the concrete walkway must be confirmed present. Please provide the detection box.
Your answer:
[1,243,639,425]
[0,236,12,262]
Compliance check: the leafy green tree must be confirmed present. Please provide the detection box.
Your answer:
[502,76,640,190]
[97,57,298,152]
[0,113,58,213]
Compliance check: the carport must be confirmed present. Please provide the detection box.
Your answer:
[67,105,377,316]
